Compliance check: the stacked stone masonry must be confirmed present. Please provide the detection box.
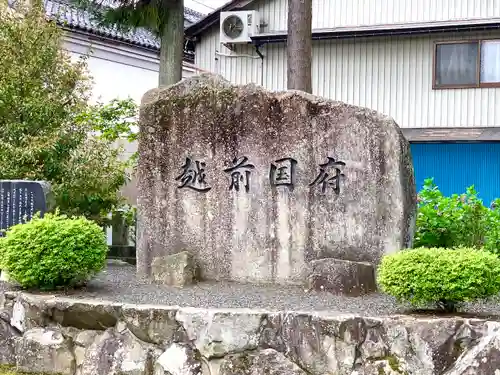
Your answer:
[1,292,500,375]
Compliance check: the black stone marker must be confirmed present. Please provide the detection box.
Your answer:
[0,180,53,234]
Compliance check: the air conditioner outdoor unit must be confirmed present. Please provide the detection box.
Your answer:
[220,10,260,44]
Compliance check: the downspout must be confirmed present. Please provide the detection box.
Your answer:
[253,42,265,87]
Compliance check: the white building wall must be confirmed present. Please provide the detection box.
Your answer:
[64,32,208,104]
[253,0,500,31]
[61,32,211,207]
[196,27,500,128]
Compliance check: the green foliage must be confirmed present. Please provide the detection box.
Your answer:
[484,198,500,256]
[76,98,138,165]
[0,365,31,375]
[50,137,129,224]
[0,1,133,225]
[377,247,500,311]
[0,1,89,180]
[414,178,488,248]
[78,98,138,143]
[0,212,107,290]
[72,0,170,35]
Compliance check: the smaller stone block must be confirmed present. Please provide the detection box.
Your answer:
[16,328,75,375]
[155,343,201,375]
[307,258,376,296]
[152,251,196,287]
[0,319,18,365]
[444,329,500,375]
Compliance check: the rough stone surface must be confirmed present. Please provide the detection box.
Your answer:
[307,258,377,295]
[218,349,308,375]
[16,328,75,375]
[122,304,183,345]
[0,318,18,364]
[10,294,51,332]
[154,343,201,375]
[353,360,405,375]
[78,329,157,375]
[4,292,500,375]
[137,73,416,284]
[151,251,196,287]
[176,308,264,359]
[48,298,121,330]
[444,324,500,375]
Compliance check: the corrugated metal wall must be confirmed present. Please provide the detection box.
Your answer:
[411,142,500,205]
[254,0,500,31]
[195,28,500,128]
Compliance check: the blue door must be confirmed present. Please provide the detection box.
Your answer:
[410,142,500,206]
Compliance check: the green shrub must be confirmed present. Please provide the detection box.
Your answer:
[377,247,500,312]
[484,198,500,256]
[414,179,488,248]
[0,212,107,290]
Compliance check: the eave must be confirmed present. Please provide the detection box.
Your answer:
[251,18,500,44]
[403,127,500,143]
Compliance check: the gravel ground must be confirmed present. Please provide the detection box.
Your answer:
[1,261,500,317]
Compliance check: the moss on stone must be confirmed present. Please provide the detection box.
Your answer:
[219,353,253,374]
[453,339,467,359]
[368,355,409,375]
[0,365,60,375]
[165,86,237,110]
[385,355,408,374]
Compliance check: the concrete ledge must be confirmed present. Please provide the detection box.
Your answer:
[1,292,500,374]
[403,127,500,142]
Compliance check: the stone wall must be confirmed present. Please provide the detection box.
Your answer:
[1,292,500,375]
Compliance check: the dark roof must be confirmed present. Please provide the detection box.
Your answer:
[42,0,204,51]
[185,0,253,38]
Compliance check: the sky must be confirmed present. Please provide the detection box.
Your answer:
[185,0,230,14]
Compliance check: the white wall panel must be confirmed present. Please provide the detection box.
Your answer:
[252,0,500,32]
[196,28,500,128]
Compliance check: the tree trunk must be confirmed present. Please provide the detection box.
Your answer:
[159,0,184,87]
[286,0,312,93]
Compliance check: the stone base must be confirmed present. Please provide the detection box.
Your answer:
[151,251,196,287]
[2,292,500,375]
[306,258,376,296]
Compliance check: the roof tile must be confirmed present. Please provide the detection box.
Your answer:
[42,0,204,51]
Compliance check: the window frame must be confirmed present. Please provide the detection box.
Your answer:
[432,38,500,90]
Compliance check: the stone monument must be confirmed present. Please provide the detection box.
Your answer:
[137,74,416,294]
[0,180,53,282]
[0,180,52,234]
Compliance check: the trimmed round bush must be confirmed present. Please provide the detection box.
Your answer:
[377,247,500,311]
[0,212,107,290]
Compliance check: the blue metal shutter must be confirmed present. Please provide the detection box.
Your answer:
[410,142,500,206]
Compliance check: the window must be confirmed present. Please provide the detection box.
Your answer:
[433,39,500,89]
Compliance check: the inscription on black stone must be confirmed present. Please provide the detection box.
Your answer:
[0,180,52,234]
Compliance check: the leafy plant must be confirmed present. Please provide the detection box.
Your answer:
[0,1,132,225]
[377,247,500,312]
[414,178,488,248]
[78,98,138,142]
[484,198,500,256]
[0,212,107,290]
[76,98,139,166]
